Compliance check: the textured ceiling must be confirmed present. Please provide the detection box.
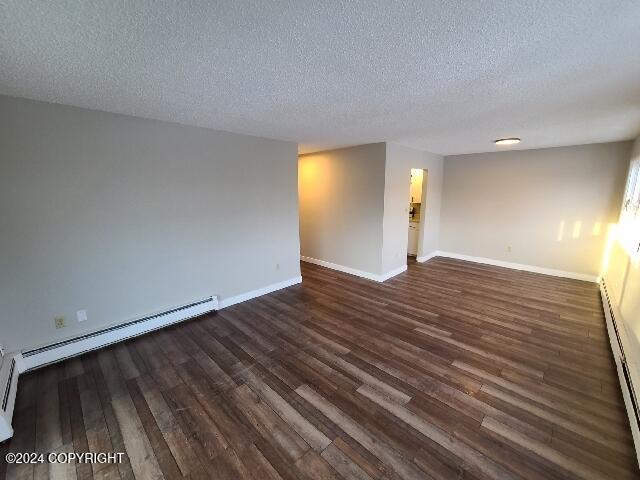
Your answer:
[1,1,640,155]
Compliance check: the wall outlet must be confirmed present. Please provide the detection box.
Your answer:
[507,245,512,252]
[76,309,88,322]
[275,263,280,271]
[54,316,65,329]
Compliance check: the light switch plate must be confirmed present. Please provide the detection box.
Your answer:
[76,310,88,322]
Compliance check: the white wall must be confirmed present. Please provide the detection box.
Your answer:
[299,144,386,276]
[382,144,443,273]
[440,142,631,277]
[604,136,640,389]
[0,95,301,352]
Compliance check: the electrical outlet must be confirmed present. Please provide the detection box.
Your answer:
[276,263,280,271]
[77,309,88,322]
[507,245,512,252]
[54,316,65,329]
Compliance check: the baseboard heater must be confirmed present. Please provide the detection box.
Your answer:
[0,357,18,442]
[0,295,217,442]
[600,281,640,464]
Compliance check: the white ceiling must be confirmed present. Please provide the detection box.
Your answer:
[1,1,640,156]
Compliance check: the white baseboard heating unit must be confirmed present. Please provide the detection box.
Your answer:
[0,357,18,442]
[600,281,640,465]
[0,295,217,443]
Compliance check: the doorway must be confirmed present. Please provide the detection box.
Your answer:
[408,168,426,259]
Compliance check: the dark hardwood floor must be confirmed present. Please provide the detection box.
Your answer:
[2,257,638,480]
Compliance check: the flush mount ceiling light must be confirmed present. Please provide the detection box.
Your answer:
[494,137,521,146]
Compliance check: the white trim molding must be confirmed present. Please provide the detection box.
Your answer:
[16,275,303,374]
[20,296,219,372]
[218,276,302,308]
[416,251,439,263]
[600,278,640,464]
[301,256,380,281]
[378,264,407,281]
[301,256,406,282]
[0,275,303,442]
[429,251,598,282]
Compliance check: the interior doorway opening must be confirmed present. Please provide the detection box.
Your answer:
[408,168,427,259]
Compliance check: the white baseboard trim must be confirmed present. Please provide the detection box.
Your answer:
[301,256,406,282]
[600,279,640,465]
[301,256,380,281]
[0,275,303,442]
[2,294,217,443]
[434,251,598,282]
[18,275,303,373]
[378,264,408,281]
[416,251,439,263]
[20,296,219,372]
[218,276,302,309]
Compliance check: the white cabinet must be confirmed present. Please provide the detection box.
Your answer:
[410,169,423,204]
[408,223,419,256]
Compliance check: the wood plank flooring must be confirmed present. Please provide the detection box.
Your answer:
[3,257,639,479]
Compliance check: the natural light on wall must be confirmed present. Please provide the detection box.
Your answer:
[600,223,619,277]
[598,153,640,278]
[299,157,318,184]
[298,155,328,199]
[556,220,601,242]
[572,220,582,239]
[557,220,565,241]
[617,155,640,260]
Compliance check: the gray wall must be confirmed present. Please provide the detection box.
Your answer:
[0,95,300,352]
[299,144,386,275]
[382,144,443,273]
[440,142,631,277]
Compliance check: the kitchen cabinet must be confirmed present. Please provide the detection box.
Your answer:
[410,169,423,204]
[408,223,419,256]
